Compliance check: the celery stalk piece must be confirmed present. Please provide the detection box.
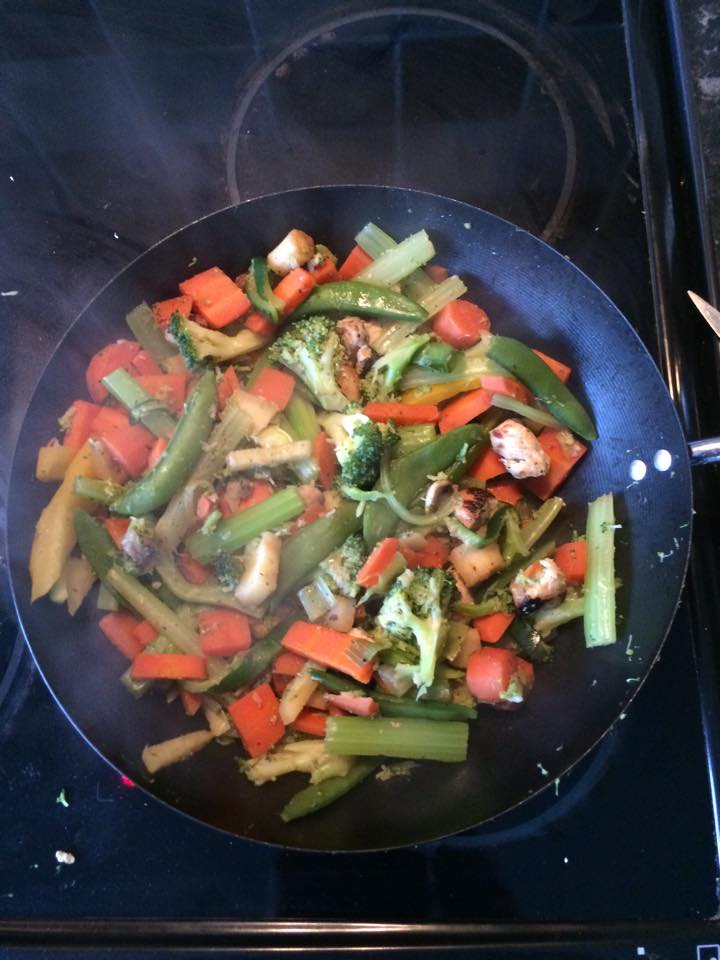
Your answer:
[418,275,467,317]
[125,302,180,371]
[325,716,469,763]
[355,230,435,287]
[520,498,565,551]
[584,493,617,647]
[285,392,319,441]
[489,393,563,430]
[354,222,397,259]
[102,368,176,439]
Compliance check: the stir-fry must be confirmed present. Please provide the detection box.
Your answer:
[29,223,617,822]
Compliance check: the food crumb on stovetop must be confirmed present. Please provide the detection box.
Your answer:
[56,788,69,808]
[55,850,75,865]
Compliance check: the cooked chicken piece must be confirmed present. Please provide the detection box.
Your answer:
[337,316,375,374]
[266,229,315,276]
[510,558,567,613]
[337,362,361,402]
[453,488,500,529]
[490,419,550,479]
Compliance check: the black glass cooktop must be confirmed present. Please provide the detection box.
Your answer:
[1,0,719,955]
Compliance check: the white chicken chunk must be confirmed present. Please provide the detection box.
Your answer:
[336,316,374,374]
[234,532,281,607]
[266,229,315,276]
[510,558,567,612]
[490,419,550,479]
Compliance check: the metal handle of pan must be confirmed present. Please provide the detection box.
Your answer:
[689,437,720,466]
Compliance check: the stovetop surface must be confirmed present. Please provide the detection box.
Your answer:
[0,0,718,932]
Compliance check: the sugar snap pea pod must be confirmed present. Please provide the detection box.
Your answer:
[110,369,216,516]
[487,335,597,441]
[154,551,262,616]
[363,424,487,547]
[280,760,378,823]
[289,281,427,324]
[74,509,119,581]
[272,501,363,604]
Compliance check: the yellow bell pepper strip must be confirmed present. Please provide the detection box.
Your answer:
[400,375,482,405]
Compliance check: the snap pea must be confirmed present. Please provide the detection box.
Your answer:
[413,340,458,373]
[74,509,118,581]
[289,281,427,324]
[154,551,260,615]
[111,369,216,516]
[280,759,378,823]
[487,335,597,441]
[363,425,487,547]
[273,501,363,603]
[209,618,292,693]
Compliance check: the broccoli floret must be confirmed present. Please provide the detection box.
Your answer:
[167,313,266,371]
[268,315,348,412]
[375,567,456,694]
[341,419,384,490]
[362,333,431,402]
[319,532,368,598]
[213,553,243,593]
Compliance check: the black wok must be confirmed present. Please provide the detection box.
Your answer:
[7,186,694,852]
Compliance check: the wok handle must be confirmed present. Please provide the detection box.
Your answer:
[689,437,720,466]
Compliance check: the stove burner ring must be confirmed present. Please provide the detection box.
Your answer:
[225,6,577,242]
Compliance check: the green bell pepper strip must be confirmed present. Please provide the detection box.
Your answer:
[273,501,363,604]
[186,486,306,563]
[289,280,427,324]
[280,760,378,823]
[445,505,511,549]
[453,595,511,618]
[487,335,597,441]
[125,302,180,372]
[362,425,487,547]
[309,669,477,720]
[246,258,284,324]
[110,369,216,516]
[477,539,556,603]
[208,618,293,693]
[507,617,554,663]
[102,368,176,439]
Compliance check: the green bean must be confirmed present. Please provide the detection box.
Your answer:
[125,302,180,372]
[111,369,216,516]
[363,425,487,547]
[487,335,597,441]
[273,501,363,603]
[280,760,378,823]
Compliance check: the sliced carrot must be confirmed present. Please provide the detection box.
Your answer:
[153,294,193,327]
[63,400,102,449]
[100,423,154,479]
[245,311,275,337]
[357,537,401,589]
[272,675,289,696]
[132,619,159,648]
[398,536,449,569]
[86,341,141,402]
[179,266,250,330]
[135,374,187,416]
[273,267,316,316]
[309,259,338,284]
[472,611,515,645]
[146,436,168,471]
[313,430,337,490]
[290,709,327,737]
[438,388,492,434]
[179,689,203,717]
[363,402,439,425]
[466,647,517,703]
[487,477,524,506]
[522,428,587,500]
[196,492,217,521]
[249,367,295,411]
[98,611,143,661]
[426,264,449,283]
[198,610,252,657]
[468,446,506,482]
[272,652,308,676]
[337,244,373,280]
[131,653,208,681]
[480,375,532,405]
[553,540,587,585]
[89,405,130,437]
[217,365,242,412]
[131,350,163,377]
[432,300,491,349]
[324,693,379,717]
[218,479,273,518]
[532,349,571,384]
[281,622,375,684]
[176,551,211,585]
[103,517,130,550]
[228,682,285,758]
